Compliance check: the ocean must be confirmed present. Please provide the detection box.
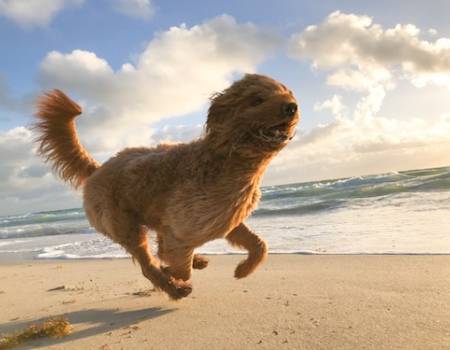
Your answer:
[1,166,449,260]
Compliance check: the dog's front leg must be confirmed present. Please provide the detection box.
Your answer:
[192,254,209,269]
[158,232,208,270]
[226,223,268,278]
[163,246,194,282]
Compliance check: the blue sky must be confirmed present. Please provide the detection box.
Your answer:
[1,0,450,215]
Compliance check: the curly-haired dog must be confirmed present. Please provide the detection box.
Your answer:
[34,74,300,300]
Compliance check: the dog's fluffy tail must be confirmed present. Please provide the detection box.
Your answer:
[34,90,100,188]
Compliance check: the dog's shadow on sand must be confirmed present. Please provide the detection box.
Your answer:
[0,306,174,348]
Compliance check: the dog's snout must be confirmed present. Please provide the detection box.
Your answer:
[282,102,298,117]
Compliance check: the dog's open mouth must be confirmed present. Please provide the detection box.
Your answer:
[256,122,295,143]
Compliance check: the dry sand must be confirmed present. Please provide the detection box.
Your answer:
[1,255,449,349]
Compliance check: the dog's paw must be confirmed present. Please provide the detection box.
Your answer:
[234,260,254,279]
[193,255,209,270]
[166,278,193,300]
[160,266,193,300]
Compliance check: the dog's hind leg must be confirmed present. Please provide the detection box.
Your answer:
[131,239,192,300]
[226,223,268,279]
[108,219,192,300]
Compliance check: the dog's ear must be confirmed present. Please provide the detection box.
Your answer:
[205,76,252,133]
[206,92,228,133]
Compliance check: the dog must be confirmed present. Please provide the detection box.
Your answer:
[34,74,300,300]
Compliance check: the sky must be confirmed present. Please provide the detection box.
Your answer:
[0,0,450,215]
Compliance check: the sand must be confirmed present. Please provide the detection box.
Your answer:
[1,255,449,349]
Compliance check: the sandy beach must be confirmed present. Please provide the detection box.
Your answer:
[1,255,449,349]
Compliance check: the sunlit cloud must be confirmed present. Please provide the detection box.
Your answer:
[289,11,450,90]
[0,0,83,28]
[111,0,154,19]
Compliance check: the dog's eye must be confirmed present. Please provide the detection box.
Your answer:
[250,97,265,106]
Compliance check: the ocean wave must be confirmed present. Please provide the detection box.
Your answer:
[0,221,94,239]
[254,200,344,217]
[48,237,126,258]
[0,240,25,248]
[36,248,129,260]
[0,208,86,228]
[0,166,449,237]
[255,166,450,217]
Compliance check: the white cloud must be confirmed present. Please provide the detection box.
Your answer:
[0,0,83,28]
[150,124,203,144]
[428,28,437,36]
[326,66,393,92]
[0,127,80,215]
[313,95,346,120]
[289,11,450,89]
[39,15,280,153]
[112,0,154,19]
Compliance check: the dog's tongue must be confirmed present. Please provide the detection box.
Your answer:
[259,128,289,142]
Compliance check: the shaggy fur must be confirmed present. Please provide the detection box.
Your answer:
[34,74,300,300]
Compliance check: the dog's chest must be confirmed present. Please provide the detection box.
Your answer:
[167,182,261,243]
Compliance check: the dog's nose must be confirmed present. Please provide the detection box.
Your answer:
[282,102,297,117]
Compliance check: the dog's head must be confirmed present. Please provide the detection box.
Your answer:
[206,74,299,155]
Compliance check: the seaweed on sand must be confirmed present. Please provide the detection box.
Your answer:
[0,317,72,349]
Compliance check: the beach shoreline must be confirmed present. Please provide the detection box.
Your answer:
[1,255,449,349]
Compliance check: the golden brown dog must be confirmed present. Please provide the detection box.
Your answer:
[34,74,300,300]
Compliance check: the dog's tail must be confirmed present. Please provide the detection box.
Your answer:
[34,90,100,189]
